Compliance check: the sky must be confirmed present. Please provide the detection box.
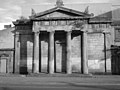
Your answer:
[0,0,120,30]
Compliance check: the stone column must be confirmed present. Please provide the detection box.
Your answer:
[81,31,88,74]
[54,41,56,73]
[33,32,40,73]
[39,39,41,72]
[66,31,72,74]
[48,31,55,74]
[14,32,20,73]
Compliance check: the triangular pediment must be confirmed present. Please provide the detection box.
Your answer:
[30,6,90,19]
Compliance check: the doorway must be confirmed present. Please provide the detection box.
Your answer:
[0,59,7,73]
[54,31,66,73]
[0,54,9,73]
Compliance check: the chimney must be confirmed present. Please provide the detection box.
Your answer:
[4,24,11,29]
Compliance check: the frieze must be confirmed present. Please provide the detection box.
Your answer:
[33,24,88,32]
[16,26,32,30]
[33,20,86,32]
[33,20,85,26]
[88,24,110,29]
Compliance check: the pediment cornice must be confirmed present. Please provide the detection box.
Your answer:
[30,6,91,20]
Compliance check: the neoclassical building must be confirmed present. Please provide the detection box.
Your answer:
[1,0,113,74]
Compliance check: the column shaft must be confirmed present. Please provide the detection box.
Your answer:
[14,32,20,73]
[54,41,56,73]
[66,31,72,74]
[33,32,39,73]
[39,40,41,72]
[48,31,54,74]
[81,32,88,74]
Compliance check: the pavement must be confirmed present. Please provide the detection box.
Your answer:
[0,73,120,90]
[0,73,120,85]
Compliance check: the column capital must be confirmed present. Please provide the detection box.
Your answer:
[15,32,20,37]
[34,31,40,35]
[15,32,19,34]
[32,21,41,32]
[81,24,88,32]
[66,30,72,33]
[48,30,55,33]
[82,31,88,33]
[47,26,55,32]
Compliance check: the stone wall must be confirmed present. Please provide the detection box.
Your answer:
[88,33,104,60]
[87,32,112,73]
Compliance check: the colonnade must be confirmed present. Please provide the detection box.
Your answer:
[32,30,88,74]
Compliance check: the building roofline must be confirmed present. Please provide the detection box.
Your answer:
[30,6,90,19]
[0,48,14,51]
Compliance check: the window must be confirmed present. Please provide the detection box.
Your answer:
[115,28,120,42]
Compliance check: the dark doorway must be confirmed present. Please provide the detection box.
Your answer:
[111,45,120,75]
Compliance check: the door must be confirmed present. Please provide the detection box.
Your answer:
[111,45,120,75]
[0,58,7,73]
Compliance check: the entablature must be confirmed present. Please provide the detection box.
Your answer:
[32,19,87,32]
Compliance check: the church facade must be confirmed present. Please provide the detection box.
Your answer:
[8,1,114,74]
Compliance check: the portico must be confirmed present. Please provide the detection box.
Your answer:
[32,20,89,74]
[13,0,92,75]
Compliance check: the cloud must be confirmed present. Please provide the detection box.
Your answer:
[110,0,120,4]
[0,8,7,11]
[90,0,110,3]
[0,0,118,29]
[0,1,22,23]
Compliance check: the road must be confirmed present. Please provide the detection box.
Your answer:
[0,75,120,90]
[0,83,120,90]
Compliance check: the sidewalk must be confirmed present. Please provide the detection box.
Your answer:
[0,73,120,86]
[0,73,120,78]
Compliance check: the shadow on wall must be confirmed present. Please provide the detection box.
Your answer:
[20,34,33,74]
[88,59,111,74]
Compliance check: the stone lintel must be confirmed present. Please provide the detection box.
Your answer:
[33,25,74,32]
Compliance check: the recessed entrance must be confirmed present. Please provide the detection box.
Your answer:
[54,31,66,73]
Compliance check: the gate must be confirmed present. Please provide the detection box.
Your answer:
[111,45,120,75]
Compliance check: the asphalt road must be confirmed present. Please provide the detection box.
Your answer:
[0,84,120,90]
[0,75,120,90]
